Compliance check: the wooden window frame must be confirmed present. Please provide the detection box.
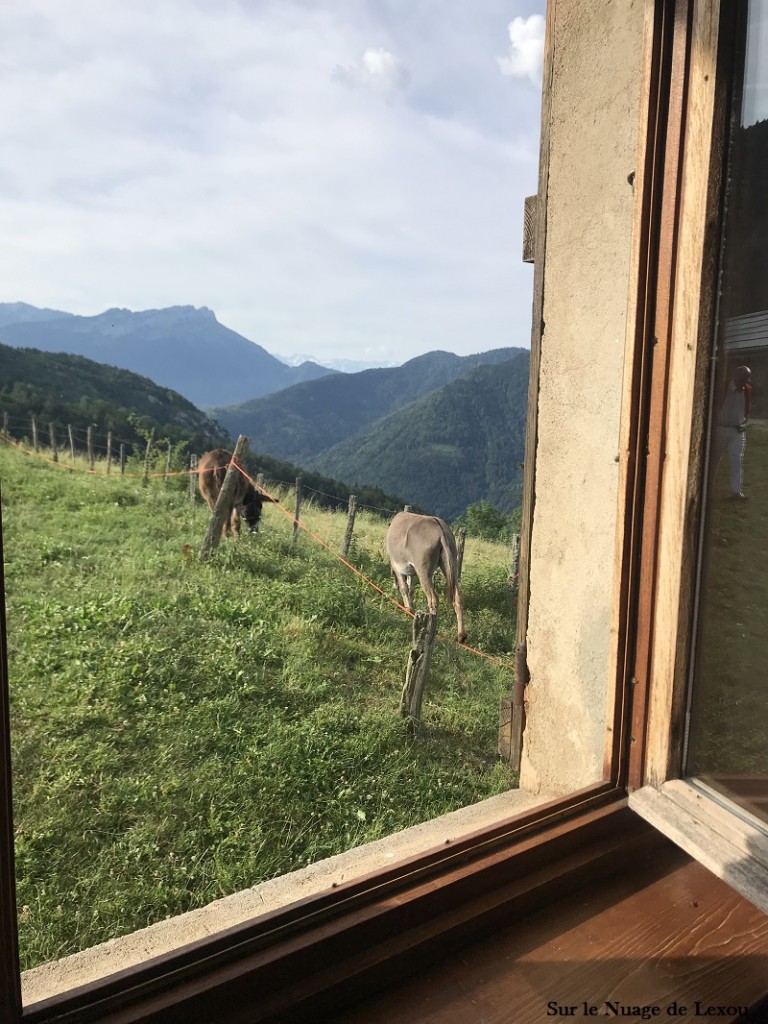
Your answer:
[623,0,768,912]
[2,3,757,1023]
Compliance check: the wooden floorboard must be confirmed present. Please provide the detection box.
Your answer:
[337,843,768,1023]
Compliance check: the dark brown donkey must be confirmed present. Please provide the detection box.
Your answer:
[198,448,265,537]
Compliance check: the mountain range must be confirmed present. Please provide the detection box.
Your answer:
[211,349,524,465]
[0,303,334,408]
[0,302,531,519]
[309,355,530,518]
[212,348,529,519]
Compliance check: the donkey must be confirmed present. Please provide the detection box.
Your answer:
[198,448,265,537]
[385,511,466,643]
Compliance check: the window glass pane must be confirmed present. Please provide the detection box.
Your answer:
[686,0,768,829]
[2,2,549,992]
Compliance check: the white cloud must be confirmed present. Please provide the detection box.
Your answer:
[332,47,411,101]
[497,14,545,87]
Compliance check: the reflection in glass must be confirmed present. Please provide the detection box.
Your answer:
[686,0,768,827]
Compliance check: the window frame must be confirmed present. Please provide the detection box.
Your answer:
[626,0,768,911]
[1,2,751,1022]
[626,0,738,793]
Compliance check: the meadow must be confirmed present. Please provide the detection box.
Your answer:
[0,441,518,970]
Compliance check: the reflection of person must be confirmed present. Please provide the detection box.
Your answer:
[716,364,752,500]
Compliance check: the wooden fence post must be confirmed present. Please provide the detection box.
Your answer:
[87,425,95,470]
[189,454,198,503]
[341,495,357,557]
[456,527,466,581]
[142,429,154,485]
[256,472,265,491]
[106,432,113,474]
[164,441,172,484]
[48,423,58,462]
[400,611,437,735]
[2,412,8,437]
[68,424,76,462]
[293,476,302,544]
[31,416,38,452]
[120,444,126,475]
[199,435,249,562]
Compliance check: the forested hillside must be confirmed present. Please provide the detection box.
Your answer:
[211,347,525,466]
[0,336,531,522]
[0,342,414,516]
[0,343,227,455]
[311,354,530,519]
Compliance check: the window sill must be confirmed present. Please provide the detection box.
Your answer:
[21,784,627,1024]
[628,779,768,915]
[22,787,553,1008]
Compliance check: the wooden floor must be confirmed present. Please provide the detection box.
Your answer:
[337,841,768,1024]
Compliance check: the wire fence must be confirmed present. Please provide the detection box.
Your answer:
[0,412,400,515]
[0,426,512,669]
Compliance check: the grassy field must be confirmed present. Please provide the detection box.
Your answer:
[0,441,518,970]
[687,420,768,778]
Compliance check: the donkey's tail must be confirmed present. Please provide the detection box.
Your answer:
[435,519,459,604]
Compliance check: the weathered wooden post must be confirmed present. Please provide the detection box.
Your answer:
[400,611,437,735]
[31,416,39,452]
[499,644,529,765]
[86,425,95,470]
[142,429,154,486]
[49,422,58,462]
[509,533,520,592]
[189,454,198,503]
[456,527,467,581]
[256,472,265,491]
[199,435,249,562]
[2,412,8,437]
[106,431,113,474]
[119,444,126,475]
[341,495,357,557]
[292,476,302,544]
[68,424,76,462]
[164,441,172,484]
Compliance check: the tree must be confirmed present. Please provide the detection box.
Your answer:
[454,501,520,543]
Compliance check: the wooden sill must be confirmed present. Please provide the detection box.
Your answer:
[337,828,768,1024]
[21,790,635,1024]
[629,778,768,914]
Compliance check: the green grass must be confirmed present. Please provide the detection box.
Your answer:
[687,420,768,777]
[1,443,518,969]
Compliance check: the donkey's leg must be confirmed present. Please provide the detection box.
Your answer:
[392,569,414,611]
[419,573,440,616]
[453,585,467,643]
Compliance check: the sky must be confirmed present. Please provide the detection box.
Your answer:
[1,1,546,369]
